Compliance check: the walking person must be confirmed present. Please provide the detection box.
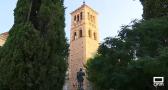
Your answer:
[77,68,85,90]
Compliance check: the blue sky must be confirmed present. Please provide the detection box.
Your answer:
[0,0,143,41]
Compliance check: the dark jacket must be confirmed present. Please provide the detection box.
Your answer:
[77,71,85,82]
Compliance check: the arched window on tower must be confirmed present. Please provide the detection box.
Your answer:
[79,30,82,37]
[88,30,92,38]
[93,16,95,23]
[91,15,93,22]
[80,12,83,20]
[94,32,97,40]
[88,12,90,20]
[77,14,79,22]
[73,32,77,40]
[90,15,92,22]
[74,15,76,21]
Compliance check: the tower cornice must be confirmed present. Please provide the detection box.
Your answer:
[70,4,98,15]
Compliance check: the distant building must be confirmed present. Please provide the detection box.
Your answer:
[69,2,100,90]
[0,32,8,46]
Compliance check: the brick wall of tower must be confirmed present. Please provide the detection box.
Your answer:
[69,4,99,90]
[69,38,85,90]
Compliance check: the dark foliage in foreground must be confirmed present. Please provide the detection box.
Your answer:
[86,17,168,90]
[0,0,68,90]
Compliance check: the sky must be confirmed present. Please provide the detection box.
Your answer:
[0,0,143,42]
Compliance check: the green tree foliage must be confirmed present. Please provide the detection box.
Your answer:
[139,0,168,19]
[87,37,134,90]
[0,0,68,90]
[86,17,168,90]
[119,17,168,57]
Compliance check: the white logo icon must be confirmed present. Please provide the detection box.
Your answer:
[153,77,164,87]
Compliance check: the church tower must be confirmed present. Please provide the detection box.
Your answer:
[69,2,99,90]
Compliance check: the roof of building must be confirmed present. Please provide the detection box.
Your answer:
[70,2,98,15]
[0,32,9,41]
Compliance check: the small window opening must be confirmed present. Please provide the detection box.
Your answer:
[88,30,92,38]
[77,15,79,22]
[94,32,97,40]
[74,15,76,21]
[80,12,83,20]
[74,32,77,40]
[88,12,90,20]
[79,30,82,37]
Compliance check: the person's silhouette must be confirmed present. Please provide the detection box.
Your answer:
[77,68,85,90]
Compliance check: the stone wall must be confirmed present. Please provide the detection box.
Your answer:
[0,32,8,46]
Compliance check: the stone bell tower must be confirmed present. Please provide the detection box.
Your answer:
[68,2,99,90]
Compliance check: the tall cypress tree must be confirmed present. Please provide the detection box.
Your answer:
[0,0,68,90]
